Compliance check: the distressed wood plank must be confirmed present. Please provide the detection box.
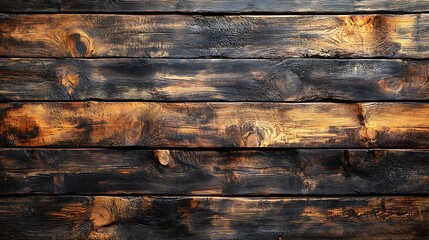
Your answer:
[0,0,60,12]
[1,149,428,195]
[1,58,429,101]
[1,14,428,58]
[1,0,429,13]
[0,196,427,239]
[0,102,428,148]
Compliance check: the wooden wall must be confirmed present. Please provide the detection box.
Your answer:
[0,1,428,239]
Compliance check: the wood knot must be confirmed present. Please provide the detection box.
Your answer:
[271,66,303,101]
[155,150,171,166]
[61,73,79,95]
[330,15,400,56]
[123,114,145,145]
[366,128,378,140]
[65,30,94,57]
[340,16,376,37]
[360,128,377,144]
[303,178,318,192]
[244,133,261,147]
[226,122,265,147]
[378,78,404,94]
[347,16,374,27]
[90,199,114,227]
[56,66,79,95]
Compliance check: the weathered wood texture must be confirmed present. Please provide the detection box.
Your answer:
[1,149,428,195]
[1,14,429,58]
[1,0,429,13]
[1,0,428,239]
[1,58,429,101]
[0,196,427,239]
[0,102,428,148]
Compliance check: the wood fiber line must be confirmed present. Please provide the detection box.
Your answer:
[0,102,427,148]
[0,196,427,239]
[1,149,428,195]
[1,14,429,58]
[1,1,428,240]
[1,58,429,101]
[1,0,429,13]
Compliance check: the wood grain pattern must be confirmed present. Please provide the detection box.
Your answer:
[0,102,428,148]
[1,0,428,239]
[1,0,429,13]
[1,14,429,58]
[0,196,427,239]
[1,58,429,101]
[1,149,428,195]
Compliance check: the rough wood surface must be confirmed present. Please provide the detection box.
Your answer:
[1,0,429,13]
[0,196,427,239]
[0,102,428,148]
[1,149,428,195]
[1,14,429,58]
[1,58,429,101]
[1,1,428,239]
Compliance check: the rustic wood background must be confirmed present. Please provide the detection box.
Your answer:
[0,1,428,239]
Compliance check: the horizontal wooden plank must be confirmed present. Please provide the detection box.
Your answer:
[1,14,428,58]
[1,0,429,13]
[1,58,429,101]
[1,149,428,195]
[0,196,427,239]
[0,102,428,148]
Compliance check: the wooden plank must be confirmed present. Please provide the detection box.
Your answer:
[1,0,429,13]
[0,196,427,239]
[1,149,428,195]
[0,102,428,148]
[1,14,429,58]
[1,58,429,101]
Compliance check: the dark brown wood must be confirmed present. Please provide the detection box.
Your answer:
[1,58,428,101]
[1,0,429,13]
[1,0,428,239]
[1,149,428,195]
[1,14,429,58]
[0,196,427,239]
[0,102,428,148]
